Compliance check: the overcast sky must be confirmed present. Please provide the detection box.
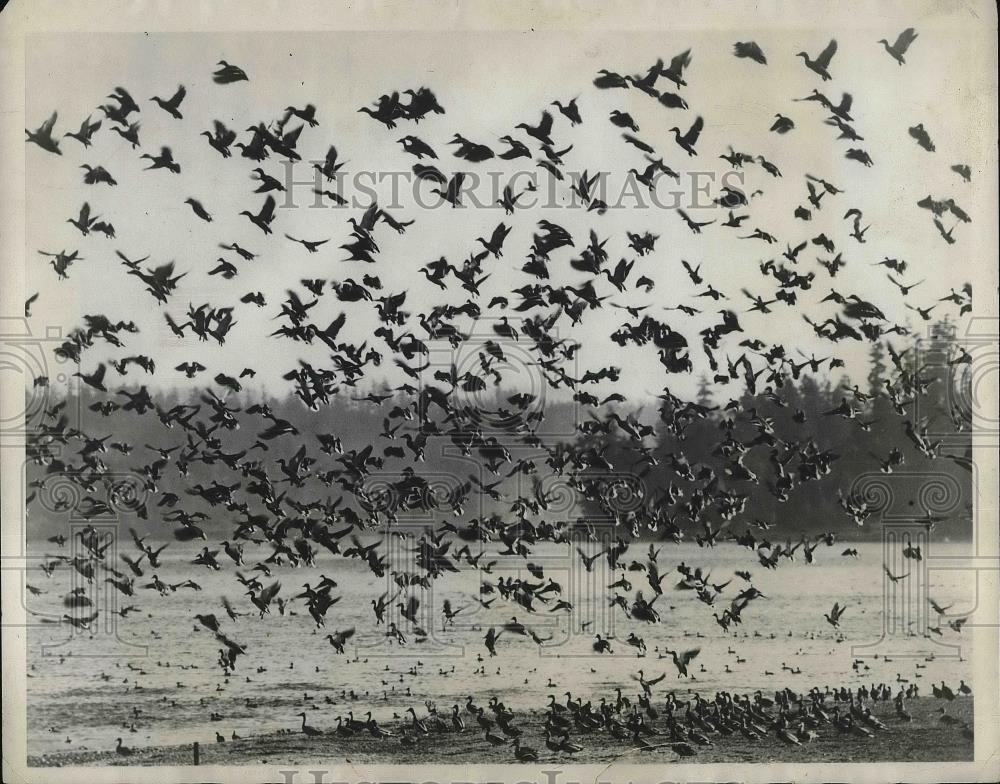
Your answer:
[20,11,996,403]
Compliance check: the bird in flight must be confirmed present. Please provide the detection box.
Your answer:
[796,39,838,81]
[879,28,918,65]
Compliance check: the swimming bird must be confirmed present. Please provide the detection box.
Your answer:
[297,712,322,736]
[513,737,539,761]
[592,634,613,654]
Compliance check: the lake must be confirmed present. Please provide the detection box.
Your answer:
[24,536,975,757]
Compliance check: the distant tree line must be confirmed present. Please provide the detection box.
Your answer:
[25,320,972,542]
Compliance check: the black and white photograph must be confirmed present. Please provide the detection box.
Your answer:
[1,1,998,782]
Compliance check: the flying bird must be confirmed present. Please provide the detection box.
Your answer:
[878,28,918,65]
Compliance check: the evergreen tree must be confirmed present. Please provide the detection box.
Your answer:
[867,341,888,398]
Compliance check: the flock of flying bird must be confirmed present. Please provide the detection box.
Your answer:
[22,30,977,760]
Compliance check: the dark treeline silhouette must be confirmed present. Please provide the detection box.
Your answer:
[26,321,971,543]
[26,383,575,541]
[573,320,973,540]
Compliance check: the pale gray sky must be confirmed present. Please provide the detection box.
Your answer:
[20,11,996,402]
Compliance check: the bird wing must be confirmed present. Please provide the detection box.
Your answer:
[358,201,380,230]
[41,111,58,135]
[896,28,918,50]
[414,163,446,183]
[684,116,704,145]
[260,580,282,605]
[216,631,246,652]
[214,120,235,143]
[668,48,692,74]
[538,111,553,136]
[260,195,276,222]
[622,133,653,153]
[491,222,509,246]
[283,124,304,148]
[816,39,838,68]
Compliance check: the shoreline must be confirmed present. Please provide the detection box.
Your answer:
[28,695,973,767]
